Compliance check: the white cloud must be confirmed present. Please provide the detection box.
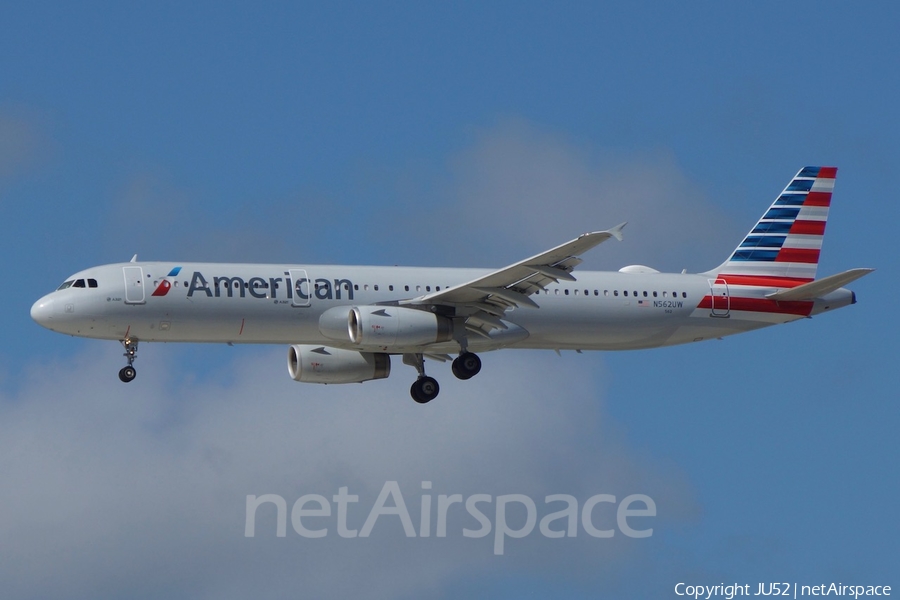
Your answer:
[0,108,51,184]
[393,119,742,272]
[4,118,733,597]
[0,344,698,599]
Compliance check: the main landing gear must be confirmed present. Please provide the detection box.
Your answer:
[405,353,440,404]
[451,351,481,380]
[405,350,482,404]
[118,338,138,383]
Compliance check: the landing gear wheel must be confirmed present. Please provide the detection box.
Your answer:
[411,376,440,404]
[451,352,482,380]
[118,366,137,383]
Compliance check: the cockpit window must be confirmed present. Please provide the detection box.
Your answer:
[56,278,97,290]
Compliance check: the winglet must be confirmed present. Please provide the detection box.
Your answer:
[607,222,627,242]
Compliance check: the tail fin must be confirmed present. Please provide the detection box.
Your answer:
[709,166,836,282]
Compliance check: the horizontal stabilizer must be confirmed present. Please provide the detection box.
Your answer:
[766,268,874,301]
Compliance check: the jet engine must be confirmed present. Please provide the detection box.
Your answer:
[287,345,391,384]
[318,305,452,348]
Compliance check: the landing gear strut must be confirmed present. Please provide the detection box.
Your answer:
[118,338,138,383]
[451,351,482,380]
[404,353,440,404]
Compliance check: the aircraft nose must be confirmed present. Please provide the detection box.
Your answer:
[31,296,55,327]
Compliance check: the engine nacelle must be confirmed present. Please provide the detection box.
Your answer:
[318,305,452,348]
[287,345,391,384]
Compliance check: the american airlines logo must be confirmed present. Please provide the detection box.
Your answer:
[151,266,182,297]
[185,271,356,301]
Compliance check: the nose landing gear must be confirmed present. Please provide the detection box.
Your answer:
[118,338,138,383]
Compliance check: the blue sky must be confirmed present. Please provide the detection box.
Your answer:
[1,3,897,598]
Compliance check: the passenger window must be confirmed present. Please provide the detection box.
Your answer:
[436,286,441,291]
[663,291,668,297]
[416,285,421,292]
[604,290,609,296]
[613,290,619,297]
[653,291,657,297]
[564,289,569,295]
[405,285,409,292]
[389,285,394,291]
[354,284,359,291]
[426,286,431,292]
[643,291,648,297]
[554,289,559,295]
[374,285,379,291]
[682,292,687,298]
[624,290,628,296]
[364,284,369,291]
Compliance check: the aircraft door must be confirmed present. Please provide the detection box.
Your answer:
[123,266,146,304]
[289,269,311,307]
[709,278,730,317]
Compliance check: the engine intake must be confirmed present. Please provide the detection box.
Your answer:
[287,345,391,384]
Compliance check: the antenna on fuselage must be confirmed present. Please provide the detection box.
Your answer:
[130,254,138,263]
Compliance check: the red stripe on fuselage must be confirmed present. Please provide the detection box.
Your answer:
[716,274,813,287]
[697,296,813,316]
[789,220,826,235]
[775,248,820,263]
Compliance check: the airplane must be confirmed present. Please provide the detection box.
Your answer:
[31,166,873,403]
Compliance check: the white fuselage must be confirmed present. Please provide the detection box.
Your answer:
[30,261,851,354]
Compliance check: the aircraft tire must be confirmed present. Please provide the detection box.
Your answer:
[451,352,482,380]
[411,376,439,403]
[119,366,136,383]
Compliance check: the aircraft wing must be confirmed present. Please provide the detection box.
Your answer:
[401,223,626,338]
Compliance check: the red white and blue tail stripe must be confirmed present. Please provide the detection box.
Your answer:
[715,166,836,283]
[696,167,839,320]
